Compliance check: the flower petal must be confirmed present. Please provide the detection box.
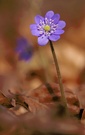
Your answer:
[31,29,40,36]
[49,34,60,41]
[35,15,44,24]
[19,52,31,61]
[38,35,49,46]
[16,38,28,52]
[16,43,24,52]
[52,14,60,24]
[54,29,64,35]
[30,24,37,30]
[57,21,66,29]
[45,11,54,19]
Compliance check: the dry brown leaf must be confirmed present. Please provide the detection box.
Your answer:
[28,82,80,116]
[0,91,11,107]
[7,93,49,115]
[76,85,85,108]
[23,96,49,115]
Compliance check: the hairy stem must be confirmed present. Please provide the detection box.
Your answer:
[49,40,68,112]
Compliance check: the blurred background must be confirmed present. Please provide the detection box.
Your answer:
[0,0,85,96]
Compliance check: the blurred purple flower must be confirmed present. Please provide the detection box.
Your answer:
[15,38,33,61]
[30,11,66,46]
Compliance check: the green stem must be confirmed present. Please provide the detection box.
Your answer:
[49,40,68,111]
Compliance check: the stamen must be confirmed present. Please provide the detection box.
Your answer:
[50,19,52,21]
[51,30,54,34]
[40,31,43,34]
[45,18,48,24]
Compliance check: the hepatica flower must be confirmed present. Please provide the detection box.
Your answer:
[30,11,68,111]
[30,10,66,46]
[15,38,33,61]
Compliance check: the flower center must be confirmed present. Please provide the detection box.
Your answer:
[44,25,51,31]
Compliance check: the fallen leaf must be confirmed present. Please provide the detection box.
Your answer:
[28,82,80,116]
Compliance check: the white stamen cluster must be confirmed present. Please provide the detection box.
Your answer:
[37,18,58,37]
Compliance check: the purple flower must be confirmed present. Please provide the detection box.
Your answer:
[30,11,66,46]
[15,38,33,61]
